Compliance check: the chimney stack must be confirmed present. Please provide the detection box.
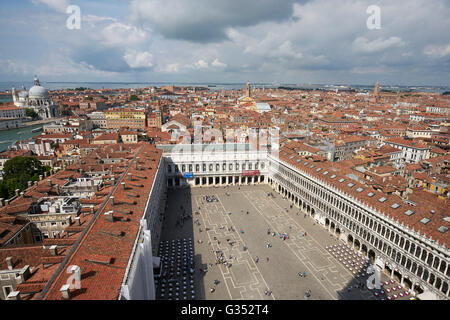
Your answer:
[47,179,52,187]
[56,184,60,195]
[6,257,13,270]
[28,181,33,188]
[74,217,81,226]
[5,199,9,206]
[110,196,114,206]
[121,182,125,190]
[0,198,3,207]
[39,175,43,181]
[104,211,114,222]
[7,291,21,300]
[90,206,94,214]
[60,284,71,299]
[128,173,132,181]
[15,189,20,197]
[44,171,48,178]
[49,245,58,256]
[70,265,81,284]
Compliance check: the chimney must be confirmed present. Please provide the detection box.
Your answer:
[28,181,33,188]
[121,182,125,190]
[48,179,52,187]
[0,198,4,207]
[56,184,60,195]
[49,245,58,256]
[34,181,38,186]
[74,217,81,226]
[70,265,81,284]
[110,196,114,206]
[60,284,71,299]
[15,189,20,197]
[102,164,105,172]
[44,171,48,178]
[7,291,21,300]
[39,175,43,181]
[90,206,94,214]
[20,192,25,198]
[6,257,13,270]
[128,173,132,181]
[5,199,9,206]
[104,211,114,222]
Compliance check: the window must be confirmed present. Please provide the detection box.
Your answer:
[3,285,13,298]
[391,203,400,209]
[420,218,430,224]
[378,197,387,203]
[404,210,415,216]
[338,178,345,183]
[347,183,355,188]
[368,192,375,197]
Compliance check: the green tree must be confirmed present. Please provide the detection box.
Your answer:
[25,108,38,119]
[1,157,48,199]
[130,95,140,101]
[84,96,93,101]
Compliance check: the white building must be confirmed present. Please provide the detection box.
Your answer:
[12,76,59,119]
[384,138,430,164]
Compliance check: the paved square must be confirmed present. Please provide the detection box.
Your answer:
[157,184,397,300]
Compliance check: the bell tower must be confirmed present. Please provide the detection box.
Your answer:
[246,81,251,98]
[155,100,163,128]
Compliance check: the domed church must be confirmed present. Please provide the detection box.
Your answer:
[12,76,59,119]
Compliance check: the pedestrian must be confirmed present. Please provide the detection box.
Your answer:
[266,257,269,262]
[255,256,259,263]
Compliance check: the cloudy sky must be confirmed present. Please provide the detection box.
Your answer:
[0,0,449,85]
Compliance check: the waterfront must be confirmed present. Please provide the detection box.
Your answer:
[0,82,449,94]
[0,123,48,152]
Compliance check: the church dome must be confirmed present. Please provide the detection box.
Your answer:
[29,85,49,98]
[28,76,49,98]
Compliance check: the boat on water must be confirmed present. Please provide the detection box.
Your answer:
[31,127,43,133]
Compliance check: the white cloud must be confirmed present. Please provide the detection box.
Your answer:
[352,37,406,53]
[101,22,149,47]
[194,59,209,69]
[123,50,153,69]
[163,63,180,73]
[31,0,69,13]
[424,44,450,58]
[211,58,227,68]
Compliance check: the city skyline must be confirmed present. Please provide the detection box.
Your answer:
[0,0,449,86]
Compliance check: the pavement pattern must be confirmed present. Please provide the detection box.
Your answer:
[157,184,397,300]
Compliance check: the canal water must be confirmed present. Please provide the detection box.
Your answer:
[0,123,46,152]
